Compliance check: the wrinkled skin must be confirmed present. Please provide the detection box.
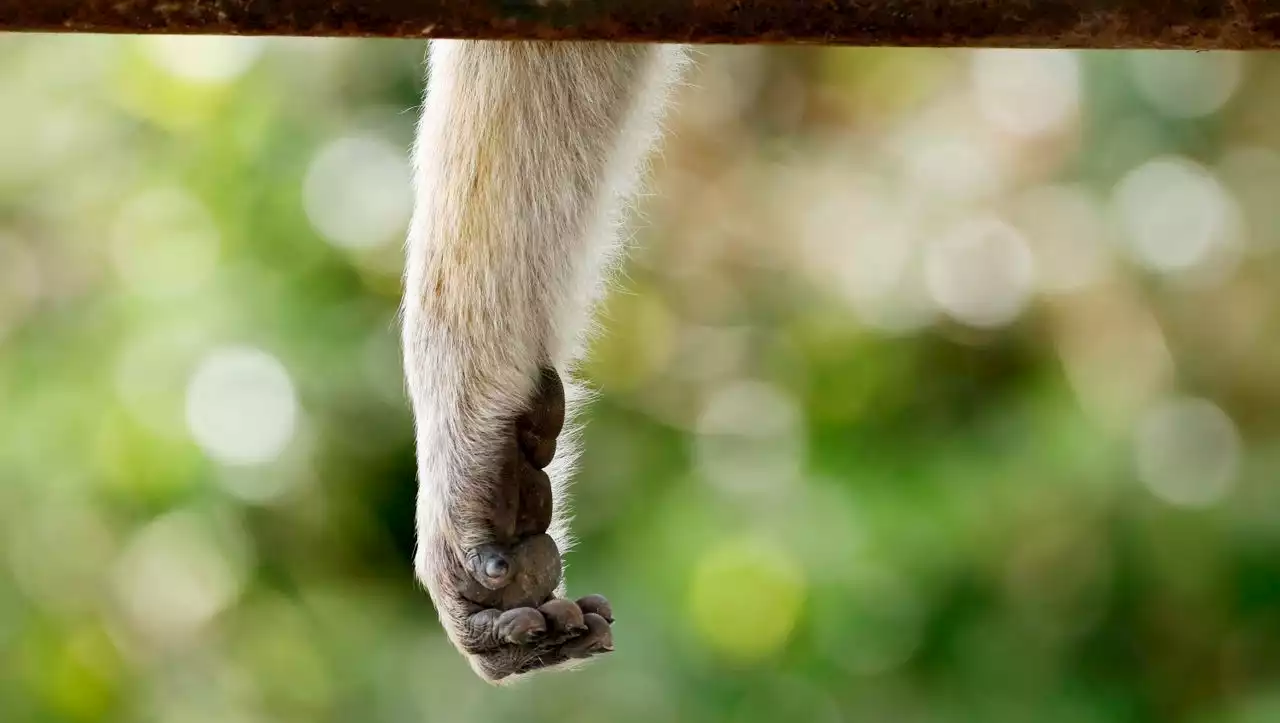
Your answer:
[418,368,615,682]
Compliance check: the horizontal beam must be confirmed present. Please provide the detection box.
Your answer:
[0,1,1277,49]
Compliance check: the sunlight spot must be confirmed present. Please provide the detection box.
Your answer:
[800,177,913,303]
[112,510,248,644]
[924,215,1035,328]
[1135,396,1241,508]
[140,36,266,84]
[696,380,805,495]
[303,136,413,251]
[971,49,1081,137]
[1129,51,1244,119]
[688,536,805,663]
[901,130,1003,203]
[1113,156,1243,278]
[796,173,934,333]
[109,187,221,299]
[185,347,298,467]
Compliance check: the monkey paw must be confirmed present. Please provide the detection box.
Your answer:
[418,367,616,681]
[462,591,616,681]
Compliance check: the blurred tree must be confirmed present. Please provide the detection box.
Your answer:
[0,34,1279,723]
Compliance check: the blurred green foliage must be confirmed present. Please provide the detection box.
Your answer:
[3,34,1280,723]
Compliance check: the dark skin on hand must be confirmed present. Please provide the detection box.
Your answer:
[425,368,615,682]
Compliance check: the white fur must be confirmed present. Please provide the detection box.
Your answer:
[401,40,686,633]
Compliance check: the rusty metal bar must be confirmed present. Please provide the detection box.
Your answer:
[0,1,1277,49]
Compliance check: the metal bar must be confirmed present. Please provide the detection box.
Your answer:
[0,1,1277,49]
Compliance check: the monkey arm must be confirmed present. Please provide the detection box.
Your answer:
[401,39,685,682]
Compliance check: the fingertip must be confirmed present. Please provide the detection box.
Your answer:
[576,594,614,623]
[496,607,547,645]
[561,614,613,659]
[582,612,611,635]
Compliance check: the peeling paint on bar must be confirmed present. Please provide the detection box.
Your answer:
[0,0,1277,49]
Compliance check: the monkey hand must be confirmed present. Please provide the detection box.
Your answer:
[415,367,615,683]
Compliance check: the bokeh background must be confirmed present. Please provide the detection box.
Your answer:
[2,34,1280,723]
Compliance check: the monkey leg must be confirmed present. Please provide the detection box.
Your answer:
[403,38,686,682]
[417,367,617,681]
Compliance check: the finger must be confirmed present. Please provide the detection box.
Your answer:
[539,598,587,641]
[559,613,614,659]
[464,542,516,591]
[517,367,566,469]
[460,438,527,589]
[576,594,614,623]
[456,609,505,654]
[495,607,547,645]
[458,533,563,610]
[515,460,553,538]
